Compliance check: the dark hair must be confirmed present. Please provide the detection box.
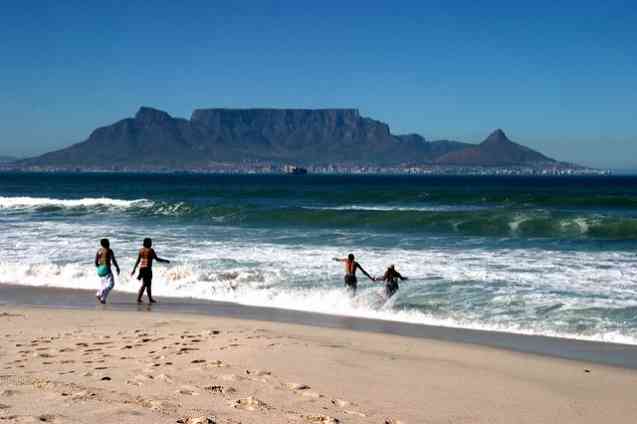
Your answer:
[100,238,109,248]
[143,238,152,248]
[348,253,354,261]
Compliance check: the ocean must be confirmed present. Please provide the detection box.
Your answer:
[1,173,636,344]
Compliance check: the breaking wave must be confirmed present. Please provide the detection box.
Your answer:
[2,196,637,239]
[0,196,152,211]
[1,240,636,346]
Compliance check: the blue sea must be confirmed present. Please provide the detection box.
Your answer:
[1,173,636,344]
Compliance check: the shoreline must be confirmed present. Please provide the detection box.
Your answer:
[2,283,636,370]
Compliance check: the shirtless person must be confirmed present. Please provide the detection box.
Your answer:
[95,238,120,304]
[131,238,170,304]
[379,264,408,298]
[332,253,374,295]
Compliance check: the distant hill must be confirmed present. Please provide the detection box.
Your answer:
[436,129,553,166]
[17,106,564,170]
[0,155,17,163]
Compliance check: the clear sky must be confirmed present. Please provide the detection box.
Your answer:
[1,1,635,168]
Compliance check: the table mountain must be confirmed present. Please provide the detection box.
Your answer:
[18,107,559,169]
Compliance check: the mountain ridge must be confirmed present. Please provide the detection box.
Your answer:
[16,106,568,170]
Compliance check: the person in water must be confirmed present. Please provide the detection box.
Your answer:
[131,238,170,304]
[332,253,375,295]
[95,238,120,304]
[379,264,408,298]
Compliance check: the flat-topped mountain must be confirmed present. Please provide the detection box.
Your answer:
[18,107,562,170]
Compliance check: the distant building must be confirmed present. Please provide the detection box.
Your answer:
[283,164,308,175]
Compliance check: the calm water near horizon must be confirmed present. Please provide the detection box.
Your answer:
[1,173,636,344]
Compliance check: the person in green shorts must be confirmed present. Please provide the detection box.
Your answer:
[95,238,120,304]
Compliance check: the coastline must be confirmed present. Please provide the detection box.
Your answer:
[1,283,637,370]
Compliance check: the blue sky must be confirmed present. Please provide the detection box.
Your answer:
[1,1,636,168]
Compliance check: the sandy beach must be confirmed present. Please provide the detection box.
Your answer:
[1,302,636,424]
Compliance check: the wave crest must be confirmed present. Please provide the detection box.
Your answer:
[0,196,152,210]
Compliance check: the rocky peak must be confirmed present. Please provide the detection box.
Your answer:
[135,107,173,125]
[481,129,511,147]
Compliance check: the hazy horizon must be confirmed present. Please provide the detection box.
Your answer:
[1,1,635,169]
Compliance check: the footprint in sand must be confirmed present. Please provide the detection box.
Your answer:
[384,419,405,424]
[331,399,354,408]
[71,390,97,400]
[37,414,61,423]
[176,386,200,396]
[301,391,323,399]
[176,416,215,424]
[232,396,271,411]
[177,347,199,354]
[156,374,173,383]
[146,399,179,414]
[219,374,245,382]
[0,389,20,397]
[286,382,311,391]
[191,359,206,364]
[303,414,340,423]
[203,385,226,394]
[343,410,366,417]
[245,369,271,376]
[205,360,228,369]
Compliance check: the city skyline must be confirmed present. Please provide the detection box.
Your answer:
[1,1,636,169]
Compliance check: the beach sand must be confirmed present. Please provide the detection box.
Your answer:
[0,305,636,424]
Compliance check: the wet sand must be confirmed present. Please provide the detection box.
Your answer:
[1,285,637,423]
[1,284,637,369]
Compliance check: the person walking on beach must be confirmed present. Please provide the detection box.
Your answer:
[332,253,375,295]
[378,264,408,299]
[131,238,170,304]
[95,238,120,304]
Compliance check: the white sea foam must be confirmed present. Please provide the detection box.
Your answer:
[0,196,152,209]
[1,222,636,345]
[2,209,636,345]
